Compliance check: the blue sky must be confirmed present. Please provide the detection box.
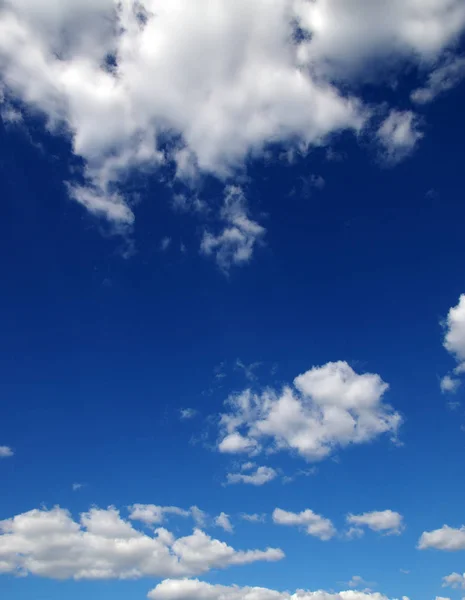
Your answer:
[1,2,465,600]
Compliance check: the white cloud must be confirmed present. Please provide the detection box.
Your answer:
[440,295,465,392]
[72,483,84,491]
[217,361,402,462]
[418,524,465,550]
[443,572,465,589]
[226,465,278,486]
[346,510,404,536]
[129,504,190,525]
[412,55,465,104]
[436,597,452,600]
[240,513,267,523]
[0,446,13,458]
[200,187,265,272]
[0,506,283,580]
[376,110,423,164]
[272,508,336,541]
[346,576,374,591]
[215,513,234,534]
[1,0,464,242]
[148,578,404,600]
[180,408,198,420]
[440,374,461,393]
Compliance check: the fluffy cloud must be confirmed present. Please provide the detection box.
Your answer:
[443,572,465,589]
[148,578,405,600]
[0,446,13,458]
[217,361,401,462]
[346,511,404,536]
[128,504,190,525]
[226,465,278,486]
[439,295,465,391]
[272,508,336,541]
[418,524,465,550]
[0,506,283,580]
[1,0,464,243]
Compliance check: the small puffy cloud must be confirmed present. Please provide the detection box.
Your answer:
[72,483,84,491]
[148,578,405,600]
[215,513,234,534]
[272,508,336,541]
[0,446,13,458]
[217,361,401,462]
[180,408,198,420]
[377,110,423,164]
[226,465,277,486]
[440,374,461,393]
[346,510,404,535]
[240,513,266,523]
[412,56,465,104]
[418,524,465,550]
[129,504,190,525]
[346,576,375,590]
[443,572,465,589]
[201,187,265,272]
[0,506,283,580]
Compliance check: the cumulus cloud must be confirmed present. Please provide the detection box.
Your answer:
[440,295,465,391]
[215,513,234,534]
[376,110,423,164]
[148,578,405,600]
[226,465,278,486]
[0,506,283,579]
[0,446,13,458]
[217,361,402,462]
[1,0,464,246]
[346,511,404,536]
[442,572,465,589]
[272,508,336,541]
[418,524,465,550]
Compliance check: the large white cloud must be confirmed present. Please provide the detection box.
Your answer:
[0,506,283,580]
[0,446,14,458]
[1,0,464,246]
[148,578,407,600]
[217,361,402,462]
[418,524,465,550]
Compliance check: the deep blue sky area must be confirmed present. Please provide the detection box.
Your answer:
[1,5,465,600]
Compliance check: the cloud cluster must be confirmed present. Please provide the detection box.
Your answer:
[0,506,283,580]
[418,524,465,550]
[148,578,408,600]
[218,361,402,462]
[440,294,465,393]
[1,0,464,246]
